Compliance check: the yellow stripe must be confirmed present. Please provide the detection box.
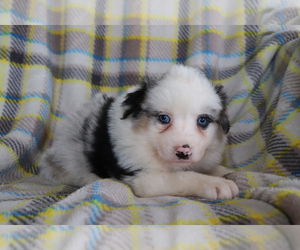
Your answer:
[171,243,206,250]
[186,22,195,63]
[0,96,49,105]
[268,179,286,188]
[244,225,283,250]
[264,158,287,176]
[85,23,95,100]
[246,172,258,187]
[102,25,112,87]
[256,44,281,67]
[277,45,300,75]
[44,6,259,24]
[27,0,36,23]
[51,78,134,92]
[12,26,37,140]
[237,0,243,24]
[0,1,11,25]
[104,0,115,25]
[41,26,266,43]
[0,58,50,72]
[60,0,65,25]
[0,64,8,92]
[203,226,220,250]
[0,144,30,177]
[139,0,147,25]
[0,114,44,122]
[138,25,147,79]
[169,218,208,225]
[31,1,259,23]
[171,25,178,63]
[124,13,178,23]
[49,26,66,137]
[39,227,68,249]
[240,190,286,223]
[128,227,140,249]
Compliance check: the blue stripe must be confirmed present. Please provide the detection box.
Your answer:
[280,91,297,102]
[275,108,295,124]
[0,83,52,176]
[0,93,51,103]
[53,194,184,213]
[203,195,242,204]
[0,9,45,25]
[0,31,47,47]
[52,111,66,119]
[88,227,99,250]
[281,0,286,6]
[229,92,250,103]
[0,91,65,177]
[235,118,259,124]
[1,226,69,239]
[229,152,263,169]
[291,169,300,177]
[0,191,30,197]
[188,47,256,59]
[276,32,285,44]
[1,192,185,220]
[0,31,256,62]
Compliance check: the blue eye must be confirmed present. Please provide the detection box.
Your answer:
[197,116,210,128]
[158,114,171,124]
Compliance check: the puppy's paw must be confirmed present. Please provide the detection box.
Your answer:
[200,178,239,200]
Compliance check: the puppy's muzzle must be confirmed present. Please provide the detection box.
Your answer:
[175,144,192,160]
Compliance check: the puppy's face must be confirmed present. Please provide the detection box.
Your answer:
[122,65,229,168]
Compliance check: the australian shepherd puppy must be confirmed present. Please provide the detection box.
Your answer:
[40,65,239,200]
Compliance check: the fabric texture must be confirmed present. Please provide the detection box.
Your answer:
[0,225,298,249]
[0,0,300,248]
[1,0,300,25]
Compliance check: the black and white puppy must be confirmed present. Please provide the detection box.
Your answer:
[40,65,239,200]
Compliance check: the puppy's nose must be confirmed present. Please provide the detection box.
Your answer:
[175,145,192,160]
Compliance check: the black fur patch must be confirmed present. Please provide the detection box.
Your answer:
[83,96,140,180]
[218,110,230,134]
[214,85,230,134]
[121,83,147,119]
[121,77,157,120]
[214,85,227,109]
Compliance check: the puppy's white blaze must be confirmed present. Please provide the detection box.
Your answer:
[138,65,223,168]
[146,65,222,115]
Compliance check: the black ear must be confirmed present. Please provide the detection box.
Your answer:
[214,85,227,108]
[121,83,147,120]
[214,85,230,134]
[218,110,230,134]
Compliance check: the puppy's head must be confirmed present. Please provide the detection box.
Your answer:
[121,65,230,167]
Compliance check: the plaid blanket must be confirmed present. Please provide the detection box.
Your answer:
[1,0,300,25]
[0,0,300,249]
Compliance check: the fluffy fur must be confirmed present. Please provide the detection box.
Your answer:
[39,65,239,200]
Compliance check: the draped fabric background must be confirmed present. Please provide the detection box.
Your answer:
[1,0,300,25]
[0,0,300,249]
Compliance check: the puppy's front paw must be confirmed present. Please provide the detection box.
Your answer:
[200,178,239,200]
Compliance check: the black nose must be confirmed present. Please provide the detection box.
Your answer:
[176,152,190,160]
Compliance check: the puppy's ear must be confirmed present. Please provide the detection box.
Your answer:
[121,82,147,120]
[214,85,227,108]
[214,85,230,134]
[218,110,230,134]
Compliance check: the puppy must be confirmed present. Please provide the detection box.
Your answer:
[39,65,239,200]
